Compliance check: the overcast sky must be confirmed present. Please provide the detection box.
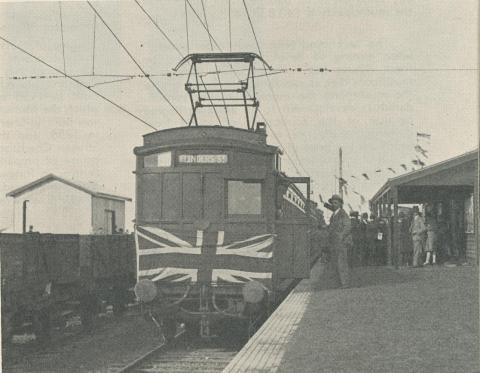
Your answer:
[0,0,478,229]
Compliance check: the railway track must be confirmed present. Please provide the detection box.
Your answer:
[112,281,301,373]
[112,328,241,373]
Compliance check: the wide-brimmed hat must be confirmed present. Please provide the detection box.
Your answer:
[328,194,343,204]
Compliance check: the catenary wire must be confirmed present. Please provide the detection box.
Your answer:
[0,35,157,131]
[87,1,187,124]
[184,0,303,176]
[200,0,230,126]
[184,0,190,54]
[92,14,96,75]
[58,2,67,74]
[134,0,184,59]
[243,0,310,177]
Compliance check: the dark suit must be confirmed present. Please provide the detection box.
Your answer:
[328,208,353,287]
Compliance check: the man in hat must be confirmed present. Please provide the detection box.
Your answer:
[327,194,353,288]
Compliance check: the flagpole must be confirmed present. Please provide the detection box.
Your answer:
[339,147,343,199]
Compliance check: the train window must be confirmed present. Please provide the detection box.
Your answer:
[275,153,282,171]
[227,180,262,215]
[143,151,172,168]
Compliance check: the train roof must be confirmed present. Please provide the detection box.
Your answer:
[135,125,280,155]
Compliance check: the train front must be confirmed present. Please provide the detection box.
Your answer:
[133,124,279,338]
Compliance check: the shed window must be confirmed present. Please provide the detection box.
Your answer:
[144,151,172,168]
[227,181,262,215]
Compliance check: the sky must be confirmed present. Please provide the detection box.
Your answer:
[0,0,478,230]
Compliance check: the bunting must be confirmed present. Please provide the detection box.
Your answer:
[417,132,431,139]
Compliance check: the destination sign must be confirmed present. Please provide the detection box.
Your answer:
[178,154,228,164]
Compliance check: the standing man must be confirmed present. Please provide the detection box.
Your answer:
[409,207,426,267]
[328,194,353,289]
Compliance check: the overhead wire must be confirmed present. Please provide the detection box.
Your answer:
[228,0,232,52]
[58,2,67,74]
[184,0,190,54]
[199,76,222,126]
[242,0,309,177]
[87,1,187,124]
[184,0,303,176]
[0,35,157,131]
[92,14,96,75]
[200,0,230,126]
[134,0,184,59]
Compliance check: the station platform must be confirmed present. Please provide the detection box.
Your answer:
[223,261,479,373]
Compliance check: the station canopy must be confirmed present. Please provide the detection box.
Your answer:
[370,149,478,205]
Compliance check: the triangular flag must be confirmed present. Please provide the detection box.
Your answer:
[388,168,396,174]
[362,173,370,180]
[417,132,431,139]
[400,164,407,171]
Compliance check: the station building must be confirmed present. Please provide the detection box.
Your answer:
[370,149,478,265]
[6,174,131,234]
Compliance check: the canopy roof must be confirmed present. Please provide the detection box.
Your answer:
[371,149,478,204]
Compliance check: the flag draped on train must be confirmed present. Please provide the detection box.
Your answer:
[135,226,274,288]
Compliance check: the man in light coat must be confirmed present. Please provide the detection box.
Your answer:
[409,208,426,267]
[328,194,353,288]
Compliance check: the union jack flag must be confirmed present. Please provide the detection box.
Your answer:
[135,226,274,287]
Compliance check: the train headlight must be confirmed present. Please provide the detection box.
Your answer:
[242,281,265,303]
[134,279,157,303]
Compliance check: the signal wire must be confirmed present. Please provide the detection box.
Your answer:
[134,0,184,59]
[0,35,157,131]
[87,1,187,124]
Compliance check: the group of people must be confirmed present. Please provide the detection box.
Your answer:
[324,194,386,289]
[323,194,451,289]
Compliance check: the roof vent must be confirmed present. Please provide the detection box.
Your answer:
[256,122,266,134]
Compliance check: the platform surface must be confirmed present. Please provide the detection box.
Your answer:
[223,262,479,373]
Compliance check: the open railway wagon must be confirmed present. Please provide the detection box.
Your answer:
[133,53,324,339]
[0,233,135,342]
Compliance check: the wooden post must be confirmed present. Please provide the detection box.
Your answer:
[392,186,399,269]
[474,168,479,265]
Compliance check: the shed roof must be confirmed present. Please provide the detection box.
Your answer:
[6,174,132,202]
[371,149,478,203]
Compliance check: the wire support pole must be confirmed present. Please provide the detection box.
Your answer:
[134,0,184,59]
[87,1,187,124]
[0,35,157,131]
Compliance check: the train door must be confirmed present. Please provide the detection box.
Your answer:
[180,172,223,222]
